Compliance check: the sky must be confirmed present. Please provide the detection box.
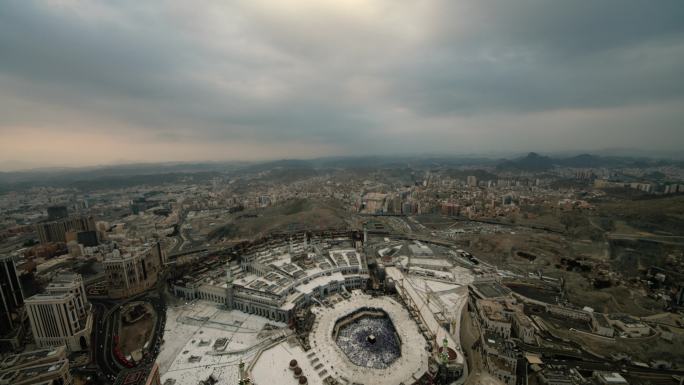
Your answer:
[1,0,683,170]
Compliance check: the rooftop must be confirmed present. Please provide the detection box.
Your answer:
[158,301,288,385]
[0,359,68,385]
[0,347,65,370]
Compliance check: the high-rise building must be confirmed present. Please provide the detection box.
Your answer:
[47,206,69,221]
[35,215,96,244]
[467,175,478,187]
[104,243,164,299]
[25,273,92,352]
[0,255,24,338]
[76,230,99,247]
[45,272,88,319]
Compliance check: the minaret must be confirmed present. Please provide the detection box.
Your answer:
[440,337,449,365]
[238,359,251,385]
[225,262,234,310]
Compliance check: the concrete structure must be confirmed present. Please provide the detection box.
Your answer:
[0,255,25,351]
[508,282,616,338]
[362,192,388,213]
[115,362,162,385]
[511,311,536,345]
[0,346,67,371]
[158,301,285,385]
[409,242,434,257]
[104,243,164,299]
[25,274,92,352]
[469,285,527,384]
[591,313,615,337]
[76,230,99,247]
[35,215,96,244]
[608,314,651,338]
[172,238,368,323]
[474,297,536,345]
[47,206,69,221]
[537,368,584,385]
[593,371,628,385]
[481,331,517,385]
[475,300,512,338]
[0,346,72,385]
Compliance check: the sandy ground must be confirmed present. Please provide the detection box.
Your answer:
[120,304,155,356]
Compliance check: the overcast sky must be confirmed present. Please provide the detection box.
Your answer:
[1,0,683,170]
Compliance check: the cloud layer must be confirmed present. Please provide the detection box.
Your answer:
[1,0,683,168]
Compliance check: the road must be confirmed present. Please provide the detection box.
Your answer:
[90,300,120,384]
[168,208,188,255]
[88,277,168,385]
[542,358,684,384]
[606,232,684,246]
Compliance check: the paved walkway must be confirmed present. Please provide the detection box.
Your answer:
[309,293,430,385]
[386,267,465,364]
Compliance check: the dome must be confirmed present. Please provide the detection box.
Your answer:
[289,359,298,368]
[298,375,308,385]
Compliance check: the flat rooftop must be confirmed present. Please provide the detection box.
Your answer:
[0,359,68,384]
[158,301,288,385]
[0,347,63,370]
[473,281,510,298]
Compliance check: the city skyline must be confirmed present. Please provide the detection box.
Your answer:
[1,0,684,170]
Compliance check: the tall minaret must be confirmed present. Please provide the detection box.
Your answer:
[225,262,234,310]
[238,359,251,385]
[440,337,450,365]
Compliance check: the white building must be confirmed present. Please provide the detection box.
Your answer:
[45,272,88,319]
[172,242,369,323]
[25,274,92,352]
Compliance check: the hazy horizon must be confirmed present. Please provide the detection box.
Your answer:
[2,1,684,170]
[2,148,684,174]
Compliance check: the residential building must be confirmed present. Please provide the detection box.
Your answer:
[0,346,67,371]
[104,243,164,299]
[35,215,96,244]
[0,355,72,385]
[25,273,92,352]
[45,272,88,319]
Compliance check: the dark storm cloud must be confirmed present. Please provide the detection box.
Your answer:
[0,0,683,167]
[383,0,684,115]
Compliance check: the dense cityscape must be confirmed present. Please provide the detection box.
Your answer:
[1,154,683,385]
[2,1,684,384]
